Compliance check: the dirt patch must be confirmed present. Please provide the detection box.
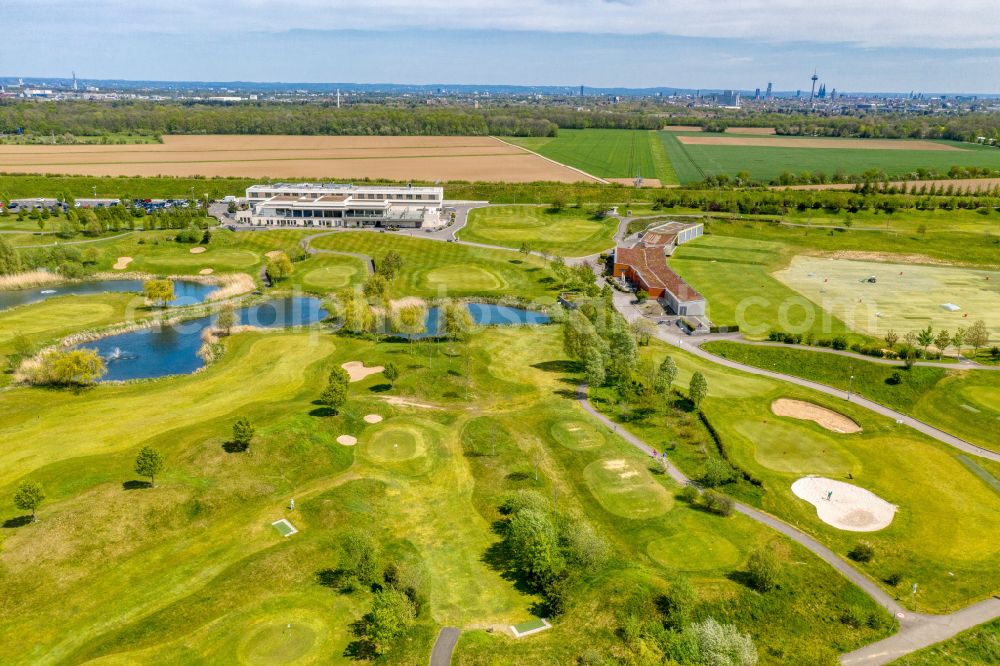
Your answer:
[725,127,776,135]
[676,136,963,151]
[663,125,702,132]
[199,268,214,275]
[112,256,133,270]
[792,477,896,531]
[264,250,284,259]
[189,246,206,254]
[608,178,663,188]
[602,459,627,471]
[342,361,384,382]
[772,399,861,433]
[363,414,384,424]
[336,435,357,446]
[0,134,596,183]
[378,395,442,410]
[823,250,954,267]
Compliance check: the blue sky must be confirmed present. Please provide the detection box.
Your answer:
[4,1,1000,93]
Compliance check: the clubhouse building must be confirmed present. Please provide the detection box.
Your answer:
[237,182,445,229]
[612,221,707,316]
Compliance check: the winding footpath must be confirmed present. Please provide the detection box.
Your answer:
[576,383,1000,665]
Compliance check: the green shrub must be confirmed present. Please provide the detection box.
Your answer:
[848,542,875,563]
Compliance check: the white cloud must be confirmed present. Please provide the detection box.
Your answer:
[10,0,1000,49]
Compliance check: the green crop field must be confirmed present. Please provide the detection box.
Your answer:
[659,131,1000,184]
[459,205,618,257]
[506,129,678,184]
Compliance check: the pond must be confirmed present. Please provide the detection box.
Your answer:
[400,303,550,338]
[77,297,327,381]
[0,279,218,311]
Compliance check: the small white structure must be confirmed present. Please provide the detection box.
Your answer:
[940,303,961,312]
[238,182,444,229]
[792,477,896,532]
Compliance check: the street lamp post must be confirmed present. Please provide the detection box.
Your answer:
[848,375,855,401]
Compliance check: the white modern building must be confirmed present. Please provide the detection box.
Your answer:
[238,182,445,229]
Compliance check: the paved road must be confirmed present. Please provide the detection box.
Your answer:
[576,382,1000,665]
[612,291,1000,464]
[429,627,461,666]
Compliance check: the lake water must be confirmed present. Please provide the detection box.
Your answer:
[78,297,327,381]
[0,279,218,311]
[397,303,550,338]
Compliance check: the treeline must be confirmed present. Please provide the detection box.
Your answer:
[0,101,667,139]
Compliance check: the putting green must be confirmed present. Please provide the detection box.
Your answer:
[583,458,674,519]
[239,621,316,665]
[301,264,360,291]
[423,264,505,292]
[365,423,429,462]
[647,531,741,571]
[961,385,1000,416]
[733,419,858,475]
[550,419,605,450]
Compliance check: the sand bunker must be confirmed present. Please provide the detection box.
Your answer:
[199,268,214,275]
[336,435,357,446]
[264,250,284,259]
[792,477,896,532]
[112,256,133,270]
[772,399,861,434]
[363,414,384,424]
[378,395,441,410]
[342,361,384,382]
[189,246,206,254]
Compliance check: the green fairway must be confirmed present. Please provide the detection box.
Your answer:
[309,232,558,300]
[659,131,1000,184]
[505,129,678,184]
[549,419,605,450]
[582,457,674,519]
[702,341,1000,453]
[291,255,366,293]
[459,205,618,257]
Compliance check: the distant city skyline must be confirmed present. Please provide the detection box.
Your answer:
[4,1,1000,93]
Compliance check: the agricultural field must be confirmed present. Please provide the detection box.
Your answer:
[660,130,1000,184]
[0,135,597,183]
[506,129,678,185]
[459,205,619,257]
[701,342,1000,454]
[309,232,559,300]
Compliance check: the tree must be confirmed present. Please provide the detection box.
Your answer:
[685,617,758,666]
[583,347,606,387]
[660,577,696,630]
[653,356,678,399]
[364,588,416,655]
[0,236,21,275]
[376,250,403,280]
[441,300,475,340]
[265,251,293,282]
[143,279,174,307]
[321,367,350,415]
[689,372,708,409]
[916,325,934,355]
[506,508,565,588]
[134,446,164,487]
[934,328,951,355]
[952,327,967,357]
[629,318,655,346]
[42,348,106,385]
[217,303,236,335]
[606,320,638,383]
[340,529,382,587]
[394,302,427,341]
[232,416,255,452]
[383,362,399,385]
[14,481,45,522]
[746,545,781,592]
[339,290,376,336]
[362,273,389,301]
[965,320,989,356]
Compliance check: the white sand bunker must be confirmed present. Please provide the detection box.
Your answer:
[113,256,133,270]
[363,414,383,424]
[342,361,384,382]
[336,435,357,446]
[199,268,214,275]
[189,246,207,254]
[792,477,896,532]
[772,399,861,434]
[265,250,284,258]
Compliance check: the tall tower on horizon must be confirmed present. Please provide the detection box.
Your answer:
[765,82,773,100]
[72,71,78,91]
[810,69,819,101]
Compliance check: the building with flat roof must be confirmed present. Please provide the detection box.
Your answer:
[238,182,444,229]
[612,221,706,316]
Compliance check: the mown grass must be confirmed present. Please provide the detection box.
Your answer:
[310,232,559,301]
[701,342,1000,453]
[660,132,1000,183]
[459,205,617,256]
[593,338,1000,613]
[288,254,368,294]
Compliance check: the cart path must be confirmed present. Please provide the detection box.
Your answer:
[575,382,1000,665]
[429,627,461,666]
